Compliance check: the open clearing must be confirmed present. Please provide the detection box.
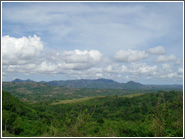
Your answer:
[120,93,145,98]
[51,96,105,105]
[51,93,145,105]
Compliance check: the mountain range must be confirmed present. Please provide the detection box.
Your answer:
[10,78,182,91]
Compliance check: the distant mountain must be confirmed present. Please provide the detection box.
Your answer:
[12,78,36,83]
[9,78,182,91]
[145,84,183,91]
[125,81,145,90]
[46,79,146,90]
[95,78,115,83]
[47,78,118,88]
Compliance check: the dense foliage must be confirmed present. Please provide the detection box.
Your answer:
[2,90,183,137]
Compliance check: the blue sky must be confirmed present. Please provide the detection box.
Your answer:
[2,2,183,84]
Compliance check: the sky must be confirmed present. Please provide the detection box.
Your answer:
[1,1,184,84]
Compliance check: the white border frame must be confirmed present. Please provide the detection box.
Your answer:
[1,1,184,138]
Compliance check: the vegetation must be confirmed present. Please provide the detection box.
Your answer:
[2,82,153,102]
[2,89,183,137]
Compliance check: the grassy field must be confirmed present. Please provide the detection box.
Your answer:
[51,93,145,105]
[51,96,105,105]
[119,93,145,98]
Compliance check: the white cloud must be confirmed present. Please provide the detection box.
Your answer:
[2,35,44,65]
[62,49,102,63]
[158,65,183,79]
[57,49,102,70]
[128,63,158,76]
[2,36,103,75]
[96,73,103,78]
[104,63,123,73]
[155,54,181,65]
[113,49,149,62]
[104,62,159,80]
[121,65,127,72]
[159,72,182,79]
[174,58,181,66]
[147,46,166,55]
[155,55,176,62]
[36,61,58,73]
[161,64,174,73]
[178,68,183,75]
[162,64,171,70]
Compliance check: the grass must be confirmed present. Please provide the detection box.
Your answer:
[51,96,105,105]
[120,93,145,98]
[51,93,146,105]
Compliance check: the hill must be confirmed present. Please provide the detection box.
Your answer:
[2,90,51,137]
[2,90,183,137]
[12,78,36,83]
[3,82,145,102]
[10,78,183,91]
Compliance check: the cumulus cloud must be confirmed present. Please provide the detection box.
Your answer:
[104,63,158,78]
[114,49,149,62]
[159,72,182,79]
[161,64,173,73]
[121,65,127,72]
[162,64,171,70]
[36,61,58,73]
[2,35,44,65]
[2,41,103,76]
[157,65,183,79]
[155,55,176,62]
[62,49,102,63]
[106,64,122,73]
[2,34,103,76]
[178,68,183,75]
[174,58,181,66]
[128,63,158,76]
[147,46,166,55]
[38,49,102,72]
[55,49,103,71]
[155,54,181,65]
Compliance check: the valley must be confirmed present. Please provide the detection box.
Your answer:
[2,1,183,138]
[2,79,183,137]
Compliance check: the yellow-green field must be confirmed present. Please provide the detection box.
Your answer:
[120,93,145,98]
[51,93,145,105]
[51,96,105,105]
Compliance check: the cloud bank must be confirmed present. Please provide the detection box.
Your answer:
[2,35,183,84]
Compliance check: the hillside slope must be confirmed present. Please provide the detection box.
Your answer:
[2,90,51,137]
[3,82,141,102]
[2,90,183,137]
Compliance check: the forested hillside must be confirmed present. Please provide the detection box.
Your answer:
[2,90,183,137]
[2,80,183,103]
[2,82,151,102]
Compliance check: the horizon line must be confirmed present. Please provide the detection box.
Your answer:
[2,78,183,86]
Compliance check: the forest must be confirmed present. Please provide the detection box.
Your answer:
[2,88,183,137]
